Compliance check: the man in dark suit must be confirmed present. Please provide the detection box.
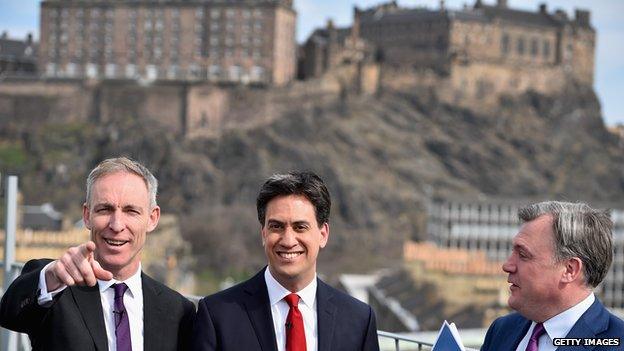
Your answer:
[193,171,380,351]
[0,157,195,351]
[481,201,624,351]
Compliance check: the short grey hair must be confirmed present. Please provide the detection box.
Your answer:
[86,157,158,209]
[518,201,613,288]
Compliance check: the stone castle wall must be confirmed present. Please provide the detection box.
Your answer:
[337,1,596,107]
[0,81,93,125]
[448,20,560,68]
[0,79,345,138]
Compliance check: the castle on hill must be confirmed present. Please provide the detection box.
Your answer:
[302,0,595,106]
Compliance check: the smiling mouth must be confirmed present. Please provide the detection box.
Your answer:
[277,251,303,259]
[104,238,129,247]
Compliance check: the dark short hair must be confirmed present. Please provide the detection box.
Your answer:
[518,201,613,288]
[256,171,331,227]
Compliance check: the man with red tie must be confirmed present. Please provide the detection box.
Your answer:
[481,201,624,351]
[192,171,380,351]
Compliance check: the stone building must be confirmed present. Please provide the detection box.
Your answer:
[39,0,296,86]
[298,18,380,96]
[300,19,371,79]
[304,0,595,106]
[0,32,38,77]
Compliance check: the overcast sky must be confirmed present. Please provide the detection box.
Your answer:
[1,0,622,125]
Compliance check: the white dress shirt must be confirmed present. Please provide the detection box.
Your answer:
[38,263,145,351]
[515,293,595,351]
[265,268,318,351]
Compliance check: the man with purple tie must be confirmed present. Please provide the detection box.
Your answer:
[0,157,195,350]
[481,201,624,351]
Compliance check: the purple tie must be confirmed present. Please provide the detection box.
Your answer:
[113,283,132,351]
[525,323,545,351]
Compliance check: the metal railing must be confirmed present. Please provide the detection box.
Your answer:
[379,330,434,350]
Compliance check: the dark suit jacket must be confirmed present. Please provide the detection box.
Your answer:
[192,268,380,351]
[0,259,196,351]
[481,298,624,351]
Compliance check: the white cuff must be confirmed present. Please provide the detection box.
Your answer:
[37,261,67,307]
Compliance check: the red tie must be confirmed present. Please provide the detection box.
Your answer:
[284,293,306,351]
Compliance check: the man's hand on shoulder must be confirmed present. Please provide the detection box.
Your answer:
[45,241,113,291]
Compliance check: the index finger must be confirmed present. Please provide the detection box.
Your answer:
[78,241,97,258]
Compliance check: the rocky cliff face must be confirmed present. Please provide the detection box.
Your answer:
[1,80,622,284]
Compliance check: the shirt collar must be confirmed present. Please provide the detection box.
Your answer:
[541,292,595,339]
[97,263,142,298]
[264,267,317,308]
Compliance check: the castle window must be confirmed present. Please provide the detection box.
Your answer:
[501,33,509,55]
[208,65,220,80]
[530,38,538,57]
[543,40,551,60]
[229,65,241,80]
[196,8,204,19]
[516,37,525,56]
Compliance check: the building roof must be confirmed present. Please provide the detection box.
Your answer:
[306,27,352,46]
[476,4,561,28]
[0,34,38,63]
[359,7,447,25]
[22,203,63,221]
[357,1,592,30]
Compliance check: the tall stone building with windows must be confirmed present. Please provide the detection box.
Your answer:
[303,0,595,106]
[39,0,296,86]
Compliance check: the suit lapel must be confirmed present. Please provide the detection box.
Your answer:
[506,318,531,350]
[142,273,166,351]
[558,299,609,351]
[243,269,279,351]
[71,285,108,351]
[316,279,337,351]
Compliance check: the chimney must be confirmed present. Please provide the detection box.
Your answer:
[351,6,361,40]
[554,9,568,20]
[497,0,507,8]
[539,3,547,14]
[1,31,7,40]
[326,18,334,31]
[27,32,33,44]
[439,0,445,11]
[575,9,591,26]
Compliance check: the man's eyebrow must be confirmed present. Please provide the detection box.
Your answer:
[513,242,532,254]
[93,202,114,209]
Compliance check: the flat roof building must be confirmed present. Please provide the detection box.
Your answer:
[39,0,296,86]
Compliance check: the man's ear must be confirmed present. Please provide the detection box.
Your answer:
[319,223,330,249]
[561,257,583,284]
[261,225,267,246]
[82,203,92,229]
[146,206,161,232]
